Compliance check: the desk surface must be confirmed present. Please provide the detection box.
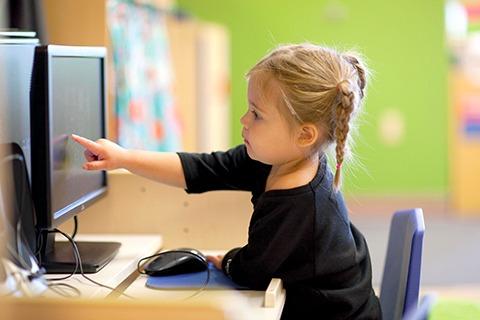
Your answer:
[122,249,286,320]
[43,236,285,320]
[45,234,163,299]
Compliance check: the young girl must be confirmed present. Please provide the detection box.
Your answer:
[72,43,381,319]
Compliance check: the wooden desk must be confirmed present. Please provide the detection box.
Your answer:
[122,250,286,320]
[40,236,285,320]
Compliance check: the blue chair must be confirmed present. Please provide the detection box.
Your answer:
[379,208,425,320]
[402,293,437,320]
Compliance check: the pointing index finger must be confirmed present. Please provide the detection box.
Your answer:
[71,134,102,154]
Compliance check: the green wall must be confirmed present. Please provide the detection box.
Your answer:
[177,0,448,195]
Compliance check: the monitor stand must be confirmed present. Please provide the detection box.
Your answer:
[40,232,121,274]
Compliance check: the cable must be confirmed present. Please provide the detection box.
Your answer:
[15,220,32,271]
[6,228,46,287]
[49,228,136,299]
[47,282,81,298]
[71,216,78,239]
[1,153,133,300]
[1,152,70,296]
[28,227,132,298]
[137,251,211,300]
[181,266,210,301]
[33,229,43,257]
[136,252,164,274]
[44,229,79,282]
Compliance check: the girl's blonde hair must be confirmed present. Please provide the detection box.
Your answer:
[247,43,368,191]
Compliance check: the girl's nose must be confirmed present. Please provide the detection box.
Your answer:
[240,111,249,128]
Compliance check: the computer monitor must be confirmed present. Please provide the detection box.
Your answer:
[30,45,120,273]
[0,143,42,275]
[0,43,37,178]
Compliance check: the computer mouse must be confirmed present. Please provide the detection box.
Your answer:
[143,248,208,276]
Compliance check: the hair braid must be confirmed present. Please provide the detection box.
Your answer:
[334,80,355,190]
[343,54,367,98]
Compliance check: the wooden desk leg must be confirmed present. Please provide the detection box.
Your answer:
[264,278,283,308]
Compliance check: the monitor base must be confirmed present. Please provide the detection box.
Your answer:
[42,241,121,274]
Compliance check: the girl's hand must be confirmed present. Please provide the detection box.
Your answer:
[71,134,128,171]
[206,254,224,270]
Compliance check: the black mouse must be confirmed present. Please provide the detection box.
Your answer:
[143,248,208,276]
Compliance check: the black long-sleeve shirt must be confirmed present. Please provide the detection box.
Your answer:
[178,145,381,319]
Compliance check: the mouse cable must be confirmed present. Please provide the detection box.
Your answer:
[181,261,211,301]
[136,252,165,275]
[50,228,136,300]
[136,251,211,300]
[136,250,210,275]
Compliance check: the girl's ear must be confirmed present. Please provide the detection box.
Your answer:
[297,123,319,148]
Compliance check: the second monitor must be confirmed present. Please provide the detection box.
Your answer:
[30,45,120,274]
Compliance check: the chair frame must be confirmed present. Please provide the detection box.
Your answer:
[379,208,425,320]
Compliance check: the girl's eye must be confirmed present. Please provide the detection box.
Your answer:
[251,109,260,119]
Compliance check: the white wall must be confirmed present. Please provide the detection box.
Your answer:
[0,0,8,28]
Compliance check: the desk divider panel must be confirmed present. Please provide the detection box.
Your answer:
[60,170,252,250]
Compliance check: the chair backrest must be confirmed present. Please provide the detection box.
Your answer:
[380,208,425,320]
[402,293,437,320]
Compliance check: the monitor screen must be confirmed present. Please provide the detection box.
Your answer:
[50,56,105,221]
[30,45,119,273]
[31,45,107,229]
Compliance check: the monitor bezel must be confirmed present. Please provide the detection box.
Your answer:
[31,45,108,230]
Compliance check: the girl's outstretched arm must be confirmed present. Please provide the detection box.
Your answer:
[71,134,186,188]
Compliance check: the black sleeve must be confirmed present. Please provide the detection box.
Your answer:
[222,199,314,290]
[177,144,269,193]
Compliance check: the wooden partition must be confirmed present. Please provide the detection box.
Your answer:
[61,170,252,250]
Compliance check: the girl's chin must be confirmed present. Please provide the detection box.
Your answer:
[245,149,263,163]
[245,144,255,158]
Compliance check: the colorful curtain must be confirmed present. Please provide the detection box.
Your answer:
[107,0,181,151]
